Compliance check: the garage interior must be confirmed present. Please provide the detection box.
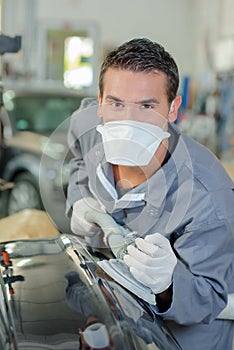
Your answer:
[0,1,234,348]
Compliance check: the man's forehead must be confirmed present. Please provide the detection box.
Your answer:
[101,69,168,103]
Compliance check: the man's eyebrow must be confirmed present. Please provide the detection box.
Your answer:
[136,98,160,105]
[104,96,160,104]
[105,95,124,102]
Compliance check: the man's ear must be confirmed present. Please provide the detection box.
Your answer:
[97,92,103,118]
[168,95,182,123]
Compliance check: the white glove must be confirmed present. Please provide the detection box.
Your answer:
[71,197,104,237]
[123,232,177,294]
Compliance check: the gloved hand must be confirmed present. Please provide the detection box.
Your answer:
[70,197,104,237]
[123,232,177,294]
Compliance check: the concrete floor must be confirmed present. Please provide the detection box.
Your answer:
[0,209,59,242]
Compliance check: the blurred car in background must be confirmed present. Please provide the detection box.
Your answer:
[0,83,87,232]
[0,231,182,350]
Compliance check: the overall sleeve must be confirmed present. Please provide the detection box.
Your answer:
[66,98,98,217]
[155,185,234,325]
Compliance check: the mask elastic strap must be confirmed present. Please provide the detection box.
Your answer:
[169,99,175,113]
[162,115,170,131]
[163,99,175,130]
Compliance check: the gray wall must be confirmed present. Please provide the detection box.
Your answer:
[2,0,234,93]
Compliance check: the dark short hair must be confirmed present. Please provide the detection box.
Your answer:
[99,38,179,103]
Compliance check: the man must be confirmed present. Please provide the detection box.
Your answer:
[66,38,234,349]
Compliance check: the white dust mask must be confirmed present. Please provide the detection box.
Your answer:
[97,120,170,166]
[82,323,109,348]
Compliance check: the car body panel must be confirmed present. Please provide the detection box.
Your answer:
[0,234,182,350]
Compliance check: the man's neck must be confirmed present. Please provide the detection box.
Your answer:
[113,139,169,189]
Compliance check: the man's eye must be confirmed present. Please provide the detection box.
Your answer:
[141,104,153,110]
[111,102,124,108]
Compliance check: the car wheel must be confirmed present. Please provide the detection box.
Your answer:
[4,172,43,215]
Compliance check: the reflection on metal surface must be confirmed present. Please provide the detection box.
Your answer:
[0,235,181,349]
[0,273,17,349]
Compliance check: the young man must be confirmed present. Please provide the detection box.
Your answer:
[66,38,234,349]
